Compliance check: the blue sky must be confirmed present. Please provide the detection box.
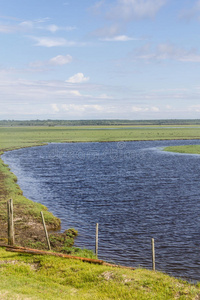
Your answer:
[1,0,200,120]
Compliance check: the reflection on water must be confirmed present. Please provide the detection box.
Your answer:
[2,139,200,281]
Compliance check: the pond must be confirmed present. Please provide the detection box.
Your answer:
[2,139,200,281]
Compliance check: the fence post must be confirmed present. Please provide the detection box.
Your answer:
[95,223,99,258]
[41,211,51,251]
[7,199,15,246]
[151,238,155,271]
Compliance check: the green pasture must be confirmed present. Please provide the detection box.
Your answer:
[164,145,200,154]
[1,125,200,153]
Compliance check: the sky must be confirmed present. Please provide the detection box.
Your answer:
[1,0,200,120]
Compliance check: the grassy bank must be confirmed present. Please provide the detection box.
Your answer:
[164,145,200,155]
[0,149,61,249]
[0,145,93,256]
[0,159,60,228]
[0,247,199,300]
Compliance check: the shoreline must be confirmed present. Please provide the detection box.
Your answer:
[0,152,62,250]
[1,137,200,247]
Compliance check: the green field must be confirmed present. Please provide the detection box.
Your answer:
[1,125,200,153]
[164,145,200,154]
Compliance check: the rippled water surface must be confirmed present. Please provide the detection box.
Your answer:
[2,140,200,281]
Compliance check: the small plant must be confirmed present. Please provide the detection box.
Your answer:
[49,228,78,252]
[65,228,78,238]
[61,246,96,259]
[24,241,46,249]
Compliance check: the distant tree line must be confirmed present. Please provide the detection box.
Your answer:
[0,119,200,127]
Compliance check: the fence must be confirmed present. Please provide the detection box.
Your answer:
[5,199,156,271]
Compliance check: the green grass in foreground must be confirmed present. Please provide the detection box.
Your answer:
[164,145,200,154]
[0,247,199,300]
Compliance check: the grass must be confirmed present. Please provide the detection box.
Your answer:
[0,247,199,300]
[164,145,200,155]
[1,125,200,152]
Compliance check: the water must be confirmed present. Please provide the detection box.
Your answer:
[2,140,200,281]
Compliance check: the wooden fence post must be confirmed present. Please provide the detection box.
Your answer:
[7,199,15,246]
[95,223,99,258]
[151,238,155,271]
[41,211,51,251]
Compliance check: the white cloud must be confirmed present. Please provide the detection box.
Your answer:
[69,90,82,96]
[30,36,86,47]
[20,21,34,29]
[33,37,70,47]
[90,0,166,40]
[30,54,72,69]
[46,24,59,33]
[90,0,105,14]
[90,0,167,22]
[66,73,90,83]
[2,76,200,119]
[97,93,113,99]
[0,17,76,35]
[51,103,59,112]
[0,23,32,33]
[0,20,35,33]
[132,106,159,112]
[52,89,82,97]
[92,24,122,38]
[179,53,200,62]
[62,104,103,112]
[132,106,143,112]
[34,17,50,24]
[45,24,76,33]
[188,104,200,112]
[0,25,16,33]
[101,35,135,41]
[49,54,72,65]
[151,106,159,112]
[108,0,167,21]
[180,0,200,21]
[30,36,76,47]
[133,43,200,63]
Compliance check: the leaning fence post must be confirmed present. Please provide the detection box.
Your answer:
[95,223,99,258]
[7,199,15,246]
[151,238,155,271]
[41,211,51,251]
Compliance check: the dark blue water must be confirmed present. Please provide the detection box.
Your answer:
[2,140,200,281]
